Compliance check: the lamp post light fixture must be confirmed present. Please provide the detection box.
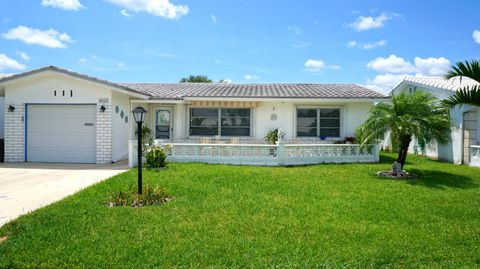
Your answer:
[100,105,106,113]
[132,106,147,195]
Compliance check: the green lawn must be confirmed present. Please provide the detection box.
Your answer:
[1,153,480,268]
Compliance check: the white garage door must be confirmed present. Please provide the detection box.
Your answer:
[27,105,97,163]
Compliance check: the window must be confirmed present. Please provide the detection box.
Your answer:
[296,108,340,138]
[190,108,251,136]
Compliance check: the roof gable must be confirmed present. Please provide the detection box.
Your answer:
[0,66,149,99]
[391,76,480,95]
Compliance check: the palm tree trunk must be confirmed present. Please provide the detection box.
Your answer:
[396,135,412,169]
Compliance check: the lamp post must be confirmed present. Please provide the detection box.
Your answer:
[132,106,147,195]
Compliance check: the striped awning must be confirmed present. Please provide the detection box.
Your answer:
[191,101,258,108]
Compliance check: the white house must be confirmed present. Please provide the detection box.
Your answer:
[0,66,387,166]
[391,76,480,166]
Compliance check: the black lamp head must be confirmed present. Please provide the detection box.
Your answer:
[100,105,106,113]
[132,106,147,123]
[8,105,15,112]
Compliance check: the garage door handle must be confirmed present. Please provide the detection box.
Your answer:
[84,123,94,126]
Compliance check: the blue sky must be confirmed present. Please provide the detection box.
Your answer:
[0,0,479,92]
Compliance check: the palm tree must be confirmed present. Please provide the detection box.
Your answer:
[442,60,480,108]
[356,91,451,171]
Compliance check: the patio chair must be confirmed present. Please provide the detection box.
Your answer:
[200,137,211,144]
[229,137,240,144]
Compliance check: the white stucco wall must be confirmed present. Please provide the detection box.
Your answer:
[0,97,4,139]
[147,101,374,141]
[255,102,295,140]
[111,91,131,162]
[2,71,131,163]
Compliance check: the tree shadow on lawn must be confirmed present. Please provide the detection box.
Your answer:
[405,169,479,190]
[379,153,412,165]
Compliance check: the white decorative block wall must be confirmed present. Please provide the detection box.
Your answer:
[4,104,25,162]
[96,101,112,164]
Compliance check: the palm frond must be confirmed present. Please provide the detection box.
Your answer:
[442,85,480,108]
[444,60,480,83]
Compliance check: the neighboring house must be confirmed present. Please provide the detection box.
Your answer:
[0,66,387,164]
[390,76,480,165]
[0,74,12,139]
[0,96,4,139]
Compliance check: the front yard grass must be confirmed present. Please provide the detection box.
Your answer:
[1,153,479,268]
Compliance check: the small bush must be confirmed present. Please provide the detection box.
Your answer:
[108,185,172,207]
[144,145,167,168]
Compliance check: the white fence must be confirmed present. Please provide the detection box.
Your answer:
[128,140,379,167]
[470,145,480,167]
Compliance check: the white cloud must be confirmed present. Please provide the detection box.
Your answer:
[291,41,311,49]
[366,73,408,92]
[77,55,128,71]
[287,25,302,35]
[120,9,131,17]
[349,13,395,31]
[211,15,217,23]
[41,0,83,10]
[117,62,127,68]
[244,74,259,80]
[348,40,386,50]
[78,57,87,65]
[3,26,73,48]
[414,57,450,76]
[367,54,415,73]
[220,78,232,83]
[0,54,26,71]
[366,55,451,92]
[16,51,30,61]
[473,29,480,44]
[305,59,325,71]
[304,59,340,72]
[105,0,189,19]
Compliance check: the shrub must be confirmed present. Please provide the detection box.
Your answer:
[264,129,285,144]
[144,145,167,168]
[108,185,172,207]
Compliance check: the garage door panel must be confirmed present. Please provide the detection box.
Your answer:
[27,105,97,163]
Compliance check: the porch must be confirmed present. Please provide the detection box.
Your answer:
[128,140,380,167]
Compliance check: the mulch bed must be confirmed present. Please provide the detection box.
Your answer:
[377,170,417,179]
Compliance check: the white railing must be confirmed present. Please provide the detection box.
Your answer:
[470,145,480,167]
[128,140,379,167]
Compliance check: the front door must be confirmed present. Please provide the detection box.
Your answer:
[155,108,172,140]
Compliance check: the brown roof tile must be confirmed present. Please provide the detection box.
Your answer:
[120,83,387,99]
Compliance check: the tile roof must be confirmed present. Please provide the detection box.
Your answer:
[120,83,387,100]
[0,66,387,100]
[395,76,480,92]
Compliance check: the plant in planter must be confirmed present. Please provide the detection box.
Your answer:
[264,129,286,144]
[135,125,153,152]
[107,184,172,207]
[144,145,167,169]
[345,137,356,144]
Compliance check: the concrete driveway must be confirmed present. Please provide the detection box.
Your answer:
[0,161,128,227]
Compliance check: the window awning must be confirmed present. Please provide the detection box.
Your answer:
[191,101,258,108]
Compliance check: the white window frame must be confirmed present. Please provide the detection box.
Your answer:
[294,105,344,139]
